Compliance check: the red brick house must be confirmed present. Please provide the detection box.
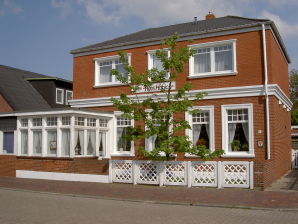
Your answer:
[0,14,292,189]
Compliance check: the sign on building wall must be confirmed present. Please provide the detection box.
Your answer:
[136,82,176,93]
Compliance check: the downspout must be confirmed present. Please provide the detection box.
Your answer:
[262,24,271,160]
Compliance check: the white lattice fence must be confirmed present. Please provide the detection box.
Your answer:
[191,162,218,187]
[221,162,250,188]
[293,150,298,169]
[111,160,133,183]
[136,161,160,185]
[109,160,253,188]
[164,161,187,186]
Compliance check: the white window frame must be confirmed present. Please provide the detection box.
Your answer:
[56,88,64,104]
[94,54,131,87]
[111,112,134,157]
[66,90,73,105]
[185,106,215,157]
[147,49,170,80]
[221,103,254,158]
[188,39,237,78]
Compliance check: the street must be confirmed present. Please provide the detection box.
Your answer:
[0,188,297,224]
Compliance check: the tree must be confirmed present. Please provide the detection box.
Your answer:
[111,34,224,160]
[289,69,298,125]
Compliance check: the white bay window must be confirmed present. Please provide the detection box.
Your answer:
[189,39,236,78]
[114,116,133,155]
[221,104,254,157]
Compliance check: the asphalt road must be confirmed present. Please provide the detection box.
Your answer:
[0,188,298,224]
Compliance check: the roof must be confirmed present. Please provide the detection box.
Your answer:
[71,16,290,63]
[0,65,71,111]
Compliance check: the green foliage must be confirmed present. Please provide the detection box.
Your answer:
[289,69,298,124]
[292,109,298,125]
[110,34,224,160]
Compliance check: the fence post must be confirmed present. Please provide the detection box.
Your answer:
[159,161,165,187]
[217,161,222,189]
[187,161,192,187]
[108,160,113,183]
[249,161,254,189]
[132,160,137,185]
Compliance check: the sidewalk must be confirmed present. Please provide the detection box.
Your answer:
[0,176,298,210]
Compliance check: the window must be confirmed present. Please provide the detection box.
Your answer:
[74,130,84,155]
[56,88,64,104]
[66,90,73,105]
[33,130,42,154]
[21,118,28,127]
[61,129,70,156]
[147,50,170,79]
[189,39,236,78]
[32,118,42,127]
[145,114,169,152]
[185,106,215,154]
[3,132,14,154]
[62,116,71,126]
[47,117,57,126]
[222,104,254,157]
[116,116,132,152]
[95,54,131,86]
[98,132,106,155]
[21,130,28,155]
[75,117,85,126]
[87,130,96,155]
[87,118,96,127]
[99,119,108,127]
[47,130,57,155]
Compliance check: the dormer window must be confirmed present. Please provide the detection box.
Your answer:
[56,88,64,104]
[66,90,73,105]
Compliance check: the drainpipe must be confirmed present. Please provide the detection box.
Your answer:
[262,24,271,160]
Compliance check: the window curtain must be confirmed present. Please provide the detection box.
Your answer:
[21,131,28,154]
[194,53,211,73]
[242,123,249,143]
[215,50,232,71]
[228,123,237,151]
[193,124,202,145]
[117,127,130,152]
[61,129,70,156]
[100,65,112,83]
[74,130,84,155]
[87,131,96,155]
[33,131,42,154]
[47,131,57,155]
[98,132,105,155]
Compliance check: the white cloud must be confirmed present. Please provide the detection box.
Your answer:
[51,0,74,18]
[3,0,23,15]
[261,11,298,39]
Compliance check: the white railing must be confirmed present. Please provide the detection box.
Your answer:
[109,160,254,189]
[293,150,298,169]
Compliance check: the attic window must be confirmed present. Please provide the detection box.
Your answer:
[56,88,64,104]
[66,90,73,105]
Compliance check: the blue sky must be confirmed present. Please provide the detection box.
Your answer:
[0,0,298,81]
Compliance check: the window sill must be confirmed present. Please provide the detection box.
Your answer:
[0,153,15,156]
[221,153,255,158]
[111,153,135,157]
[188,71,237,79]
[93,83,127,88]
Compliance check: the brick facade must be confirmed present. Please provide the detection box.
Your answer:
[0,94,13,112]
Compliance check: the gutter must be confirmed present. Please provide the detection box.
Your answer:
[262,24,271,160]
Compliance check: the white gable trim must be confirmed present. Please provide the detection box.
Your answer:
[69,84,292,110]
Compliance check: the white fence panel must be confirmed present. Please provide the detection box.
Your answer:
[111,160,133,183]
[191,161,218,187]
[221,161,250,188]
[293,150,298,169]
[164,161,187,186]
[136,161,160,185]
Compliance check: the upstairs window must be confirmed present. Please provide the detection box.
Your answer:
[147,50,170,79]
[56,88,64,104]
[189,39,236,78]
[95,54,131,86]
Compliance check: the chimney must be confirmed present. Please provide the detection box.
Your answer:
[206,12,216,20]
